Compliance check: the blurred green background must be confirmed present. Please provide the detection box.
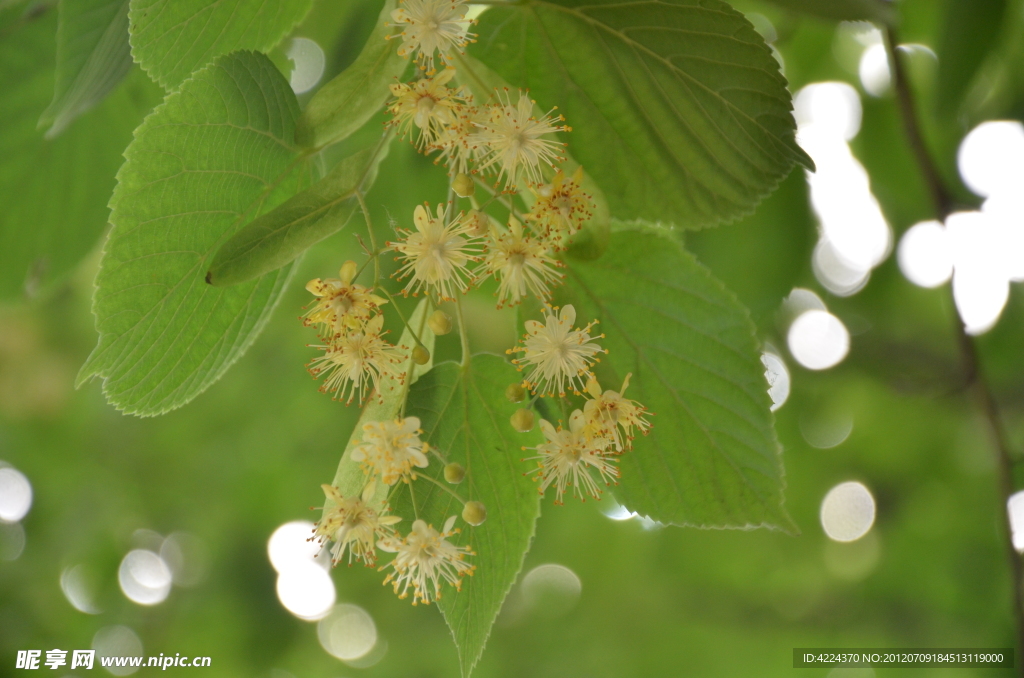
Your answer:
[3,0,1024,676]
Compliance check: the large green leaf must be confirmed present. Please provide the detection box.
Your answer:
[295,0,407,149]
[392,355,541,678]
[128,0,313,89]
[39,0,133,138]
[470,0,810,229]
[0,4,159,300]
[208,140,391,287]
[78,51,305,416]
[560,230,793,530]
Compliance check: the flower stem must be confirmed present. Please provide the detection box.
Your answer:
[355,190,381,285]
[412,470,467,505]
[379,287,427,349]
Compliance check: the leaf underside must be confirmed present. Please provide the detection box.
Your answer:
[560,230,794,531]
[79,51,305,416]
[393,355,542,678]
[471,0,811,229]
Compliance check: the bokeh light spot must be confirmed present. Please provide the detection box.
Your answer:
[62,564,102,614]
[521,564,582,618]
[0,465,32,522]
[118,549,172,606]
[317,603,377,661]
[820,481,876,542]
[958,121,1024,199]
[788,310,850,371]
[93,626,143,676]
[287,37,326,94]
[761,352,790,412]
[897,220,953,288]
[276,562,335,620]
[268,521,321,573]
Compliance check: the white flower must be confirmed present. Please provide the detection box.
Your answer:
[303,260,387,337]
[583,373,652,452]
[351,417,430,485]
[477,217,562,307]
[471,90,568,188]
[526,410,618,503]
[379,516,475,605]
[307,315,404,404]
[508,304,604,396]
[313,481,402,566]
[387,0,474,73]
[389,203,482,300]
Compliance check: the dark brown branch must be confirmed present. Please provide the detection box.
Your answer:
[885,27,1024,672]
[884,27,956,220]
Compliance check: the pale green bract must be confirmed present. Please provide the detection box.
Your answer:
[128,0,313,89]
[207,141,392,287]
[78,51,306,416]
[471,0,811,229]
[295,0,407,149]
[392,355,542,678]
[561,230,794,531]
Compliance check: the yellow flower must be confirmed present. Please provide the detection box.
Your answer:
[387,0,474,73]
[307,315,404,404]
[314,480,402,566]
[471,89,569,189]
[303,260,387,337]
[508,304,604,396]
[527,167,594,248]
[388,69,467,151]
[477,217,562,307]
[379,516,475,605]
[350,416,430,486]
[526,410,618,504]
[389,203,482,300]
[583,374,652,452]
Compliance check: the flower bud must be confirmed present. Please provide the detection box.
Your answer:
[510,408,535,432]
[452,172,475,198]
[462,500,487,526]
[505,383,527,403]
[428,310,452,335]
[412,345,430,365]
[444,463,466,484]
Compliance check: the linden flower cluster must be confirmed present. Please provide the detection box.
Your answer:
[508,305,652,503]
[312,414,478,605]
[384,0,596,308]
[302,0,640,607]
[304,260,403,404]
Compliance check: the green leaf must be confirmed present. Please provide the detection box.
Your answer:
[560,230,793,530]
[39,0,133,138]
[394,354,541,678]
[78,51,305,416]
[295,0,406,149]
[0,4,160,300]
[207,138,391,287]
[936,0,1007,115]
[324,299,436,506]
[764,0,896,24]
[128,0,313,90]
[471,0,810,229]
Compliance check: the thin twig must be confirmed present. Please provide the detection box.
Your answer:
[884,28,956,220]
[885,28,1024,672]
